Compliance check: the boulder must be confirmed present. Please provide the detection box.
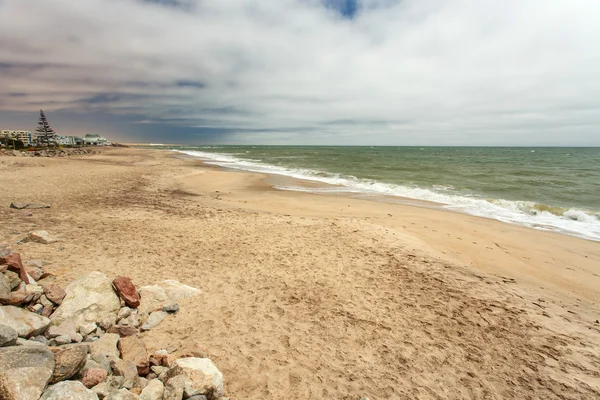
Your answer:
[83,354,113,376]
[0,250,29,283]
[118,335,149,375]
[0,305,51,338]
[118,307,132,320]
[55,335,72,345]
[43,284,66,305]
[139,379,164,400]
[138,280,200,317]
[113,277,140,308]
[0,345,55,400]
[140,311,168,331]
[0,274,10,296]
[0,324,18,347]
[90,333,120,360]
[111,358,139,389]
[98,314,118,331]
[0,291,35,306]
[79,322,98,337]
[25,230,58,244]
[46,320,78,342]
[50,344,89,383]
[106,388,139,400]
[166,358,224,399]
[109,325,139,338]
[82,368,108,388]
[51,272,120,327]
[91,376,124,399]
[40,380,98,400]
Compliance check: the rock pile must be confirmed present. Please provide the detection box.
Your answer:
[0,148,96,157]
[0,246,227,400]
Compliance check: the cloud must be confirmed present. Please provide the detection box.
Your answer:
[0,0,599,145]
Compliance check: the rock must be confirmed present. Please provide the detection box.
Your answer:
[0,291,35,306]
[138,280,200,317]
[149,350,168,366]
[112,277,140,308]
[0,324,18,347]
[0,251,29,283]
[32,335,49,345]
[188,396,208,400]
[140,311,168,331]
[151,365,168,376]
[43,284,66,305]
[25,284,44,294]
[163,375,185,400]
[24,266,44,281]
[83,368,108,388]
[42,305,54,317]
[139,379,164,400]
[118,335,149,376]
[162,304,179,314]
[106,388,139,400]
[83,354,113,376]
[30,303,44,314]
[16,337,47,346]
[0,305,51,337]
[119,311,141,328]
[109,325,139,338]
[25,230,58,244]
[0,345,55,400]
[24,259,50,269]
[166,358,224,399]
[134,377,148,391]
[50,343,89,383]
[98,314,118,331]
[4,271,22,290]
[0,274,10,296]
[10,203,51,210]
[51,272,120,327]
[46,320,78,340]
[90,333,120,360]
[80,322,98,336]
[41,380,98,400]
[111,359,138,389]
[92,376,124,399]
[118,307,132,320]
[55,335,71,345]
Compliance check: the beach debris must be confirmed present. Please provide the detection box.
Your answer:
[40,380,98,400]
[113,277,141,308]
[10,202,51,210]
[0,324,18,347]
[51,271,121,327]
[24,230,59,244]
[0,345,55,400]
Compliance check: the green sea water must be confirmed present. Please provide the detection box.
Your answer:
[159,145,600,240]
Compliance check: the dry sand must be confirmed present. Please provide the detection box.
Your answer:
[1,147,600,399]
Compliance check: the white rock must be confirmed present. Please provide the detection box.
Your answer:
[46,320,78,340]
[25,284,44,294]
[106,388,139,400]
[0,274,10,297]
[41,380,98,400]
[139,379,164,400]
[138,281,200,317]
[141,311,168,331]
[79,322,98,337]
[117,307,132,320]
[90,333,120,360]
[25,230,59,244]
[51,272,120,327]
[0,305,51,338]
[167,358,224,399]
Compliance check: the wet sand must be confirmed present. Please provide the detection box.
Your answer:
[1,147,599,399]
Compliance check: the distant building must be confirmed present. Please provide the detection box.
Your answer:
[55,135,77,146]
[84,133,112,146]
[0,129,33,145]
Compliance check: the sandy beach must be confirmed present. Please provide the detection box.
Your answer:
[1,147,600,399]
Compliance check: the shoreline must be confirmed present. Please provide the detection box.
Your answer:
[2,147,600,399]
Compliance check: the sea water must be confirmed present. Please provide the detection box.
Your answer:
[160,146,600,241]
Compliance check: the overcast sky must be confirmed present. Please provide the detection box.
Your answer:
[1,0,599,145]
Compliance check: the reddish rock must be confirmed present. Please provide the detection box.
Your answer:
[0,250,30,283]
[42,304,54,317]
[82,368,107,388]
[118,335,149,376]
[112,276,140,308]
[24,266,44,281]
[44,283,66,305]
[0,291,35,306]
[108,325,139,337]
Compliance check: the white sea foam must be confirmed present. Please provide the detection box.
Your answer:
[178,150,600,241]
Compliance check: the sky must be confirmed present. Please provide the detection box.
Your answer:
[0,0,599,145]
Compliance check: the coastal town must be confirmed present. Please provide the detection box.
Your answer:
[0,110,114,149]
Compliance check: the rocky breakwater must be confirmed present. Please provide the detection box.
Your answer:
[0,148,96,157]
[0,246,228,400]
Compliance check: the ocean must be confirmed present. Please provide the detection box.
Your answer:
[156,145,600,241]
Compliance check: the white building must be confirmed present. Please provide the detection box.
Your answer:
[55,135,77,146]
[0,129,33,145]
[84,133,112,146]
